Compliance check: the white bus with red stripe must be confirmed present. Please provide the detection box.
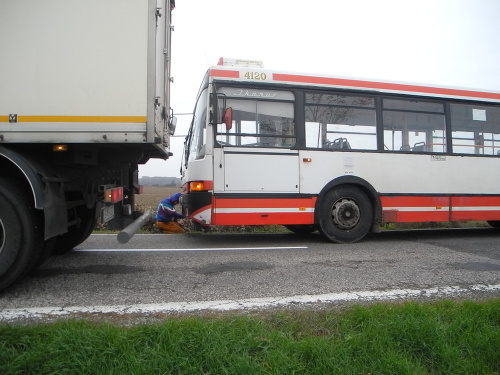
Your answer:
[180,58,500,243]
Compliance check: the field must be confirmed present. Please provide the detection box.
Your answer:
[135,186,182,213]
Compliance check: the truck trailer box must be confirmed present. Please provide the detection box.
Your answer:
[0,0,172,155]
[0,0,175,292]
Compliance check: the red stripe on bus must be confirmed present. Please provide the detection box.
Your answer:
[381,195,500,223]
[211,197,316,225]
[212,212,313,226]
[381,196,450,207]
[210,69,240,78]
[451,196,500,206]
[272,73,500,101]
[214,197,316,209]
[383,210,450,223]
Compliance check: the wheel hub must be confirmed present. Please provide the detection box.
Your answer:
[331,198,360,230]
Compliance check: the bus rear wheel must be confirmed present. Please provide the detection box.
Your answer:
[317,186,373,243]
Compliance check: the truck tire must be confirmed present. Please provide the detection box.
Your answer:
[317,186,373,243]
[52,206,96,255]
[0,177,44,291]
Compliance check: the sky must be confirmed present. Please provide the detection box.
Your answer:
[138,0,500,177]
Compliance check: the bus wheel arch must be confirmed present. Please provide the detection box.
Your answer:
[315,177,381,243]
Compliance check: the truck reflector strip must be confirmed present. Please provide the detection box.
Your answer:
[0,116,147,123]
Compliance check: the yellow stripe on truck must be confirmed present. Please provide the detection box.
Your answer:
[0,116,147,123]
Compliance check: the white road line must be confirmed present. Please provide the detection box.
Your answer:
[75,246,308,252]
[2,283,499,322]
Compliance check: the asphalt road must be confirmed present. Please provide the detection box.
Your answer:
[1,228,500,322]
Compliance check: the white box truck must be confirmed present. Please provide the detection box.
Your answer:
[0,0,176,290]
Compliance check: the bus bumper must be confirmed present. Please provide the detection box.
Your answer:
[180,191,212,225]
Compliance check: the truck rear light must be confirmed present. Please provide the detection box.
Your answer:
[136,185,144,194]
[104,187,123,203]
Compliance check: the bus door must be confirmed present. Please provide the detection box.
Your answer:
[215,87,298,193]
[211,88,302,225]
[221,148,299,192]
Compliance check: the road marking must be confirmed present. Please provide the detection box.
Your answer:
[75,246,308,252]
[2,283,499,322]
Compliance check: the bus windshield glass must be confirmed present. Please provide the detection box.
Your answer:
[185,88,208,163]
[216,87,295,148]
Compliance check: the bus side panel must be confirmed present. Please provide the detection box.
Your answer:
[211,196,315,225]
[380,195,500,223]
[381,196,451,222]
[451,196,500,221]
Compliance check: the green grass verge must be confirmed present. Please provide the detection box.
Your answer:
[2,300,500,374]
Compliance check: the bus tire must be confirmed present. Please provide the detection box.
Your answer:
[0,177,44,291]
[317,186,373,243]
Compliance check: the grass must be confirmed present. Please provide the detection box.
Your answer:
[2,300,500,374]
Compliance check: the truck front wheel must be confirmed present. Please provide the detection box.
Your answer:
[0,177,44,291]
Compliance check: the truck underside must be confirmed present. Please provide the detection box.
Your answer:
[0,142,164,291]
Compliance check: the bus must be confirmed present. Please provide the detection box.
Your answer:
[180,58,500,243]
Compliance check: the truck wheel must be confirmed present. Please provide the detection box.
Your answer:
[52,206,96,255]
[317,186,373,243]
[0,177,44,291]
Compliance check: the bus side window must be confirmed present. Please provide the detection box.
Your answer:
[450,104,500,155]
[383,99,446,153]
[412,142,426,152]
[305,93,376,150]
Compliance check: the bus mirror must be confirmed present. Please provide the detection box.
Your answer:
[223,107,233,130]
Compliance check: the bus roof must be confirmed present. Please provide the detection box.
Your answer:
[208,65,500,103]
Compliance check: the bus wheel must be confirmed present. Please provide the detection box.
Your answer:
[317,186,373,243]
[0,177,44,291]
[487,221,500,228]
[284,224,317,235]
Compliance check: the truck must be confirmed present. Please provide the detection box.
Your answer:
[0,0,176,291]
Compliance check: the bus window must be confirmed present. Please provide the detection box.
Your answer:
[383,99,446,153]
[450,104,500,155]
[305,93,376,150]
[215,88,295,148]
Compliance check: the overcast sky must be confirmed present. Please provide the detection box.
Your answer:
[139,0,500,177]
